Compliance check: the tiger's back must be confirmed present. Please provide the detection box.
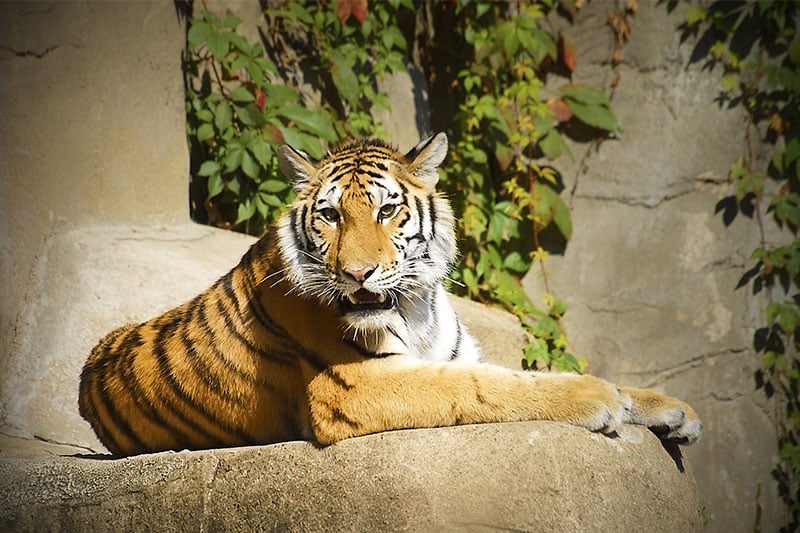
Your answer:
[78,236,309,455]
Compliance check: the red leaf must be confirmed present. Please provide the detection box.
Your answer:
[547,98,573,123]
[254,88,266,112]
[559,33,577,72]
[335,0,368,26]
[263,123,285,145]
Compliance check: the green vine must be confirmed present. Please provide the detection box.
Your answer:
[183,0,620,373]
[680,1,800,530]
[434,1,619,372]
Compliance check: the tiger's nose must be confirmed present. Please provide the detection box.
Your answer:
[343,264,377,283]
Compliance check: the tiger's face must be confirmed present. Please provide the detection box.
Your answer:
[276,133,456,331]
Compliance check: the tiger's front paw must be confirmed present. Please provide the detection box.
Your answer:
[543,374,632,436]
[619,387,703,445]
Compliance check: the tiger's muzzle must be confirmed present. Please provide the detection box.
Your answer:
[339,289,396,314]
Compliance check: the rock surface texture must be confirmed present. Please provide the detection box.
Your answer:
[1,424,699,532]
[526,4,780,530]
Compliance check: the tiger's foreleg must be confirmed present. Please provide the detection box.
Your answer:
[305,356,634,446]
[305,356,702,446]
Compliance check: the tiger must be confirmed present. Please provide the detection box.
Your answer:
[78,133,703,457]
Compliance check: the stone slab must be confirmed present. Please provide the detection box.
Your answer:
[1,422,700,532]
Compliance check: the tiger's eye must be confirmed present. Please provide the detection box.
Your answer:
[378,204,398,221]
[319,207,340,224]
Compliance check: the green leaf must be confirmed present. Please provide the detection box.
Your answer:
[223,146,244,172]
[552,193,573,240]
[475,251,489,279]
[565,100,619,132]
[227,175,241,195]
[382,25,407,51]
[241,150,260,179]
[524,338,549,367]
[503,251,531,273]
[487,210,511,244]
[561,85,611,107]
[207,31,229,61]
[279,127,325,160]
[198,160,221,177]
[221,12,241,30]
[187,20,213,47]
[539,129,570,161]
[226,32,250,55]
[196,123,215,142]
[234,103,267,127]
[260,179,290,193]
[288,2,314,24]
[229,86,255,103]
[214,102,233,131]
[264,84,299,109]
[278,106,337,141]
[685,5,707,25]
[202,10,222,27]
[463,204,488,242]
[489,270,531,311]
[245,58,265,84]
[248,137,273,166]
[486,244,503,269]
[196,109,214,123]
[772,149,785,173]
[330,53,360,109]
[207,172,224,199]
[253,193,268,219]
[551,351,583,373]
[259,192,284,207]
[236,199,256,224]
[785,138,800,167]
[721,73,738,93]
[762,350,776,369]
[784,307,800,333]
[789,37,800,65]
[503,26,520,57]
[533,316,561,340]
[533,184,555,227]
[462,268,478,295]
[550,297,568,316]
[469,148,488,165]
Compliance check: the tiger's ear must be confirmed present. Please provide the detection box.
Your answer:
[278,144,318,191]
[405,132,448,189]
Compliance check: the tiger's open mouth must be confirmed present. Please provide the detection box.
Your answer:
[340,289,395,313]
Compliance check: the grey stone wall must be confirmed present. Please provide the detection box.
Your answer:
[525,3,779,531]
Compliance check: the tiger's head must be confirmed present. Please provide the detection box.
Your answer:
[276,133,456,331]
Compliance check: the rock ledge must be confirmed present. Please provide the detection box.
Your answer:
[1,422,699,532]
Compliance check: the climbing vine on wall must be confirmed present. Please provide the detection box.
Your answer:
[183,0,621,372]
[679,1,800,529]
[421,1,620,372]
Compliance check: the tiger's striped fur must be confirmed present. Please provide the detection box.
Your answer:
[79,133,702,456]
